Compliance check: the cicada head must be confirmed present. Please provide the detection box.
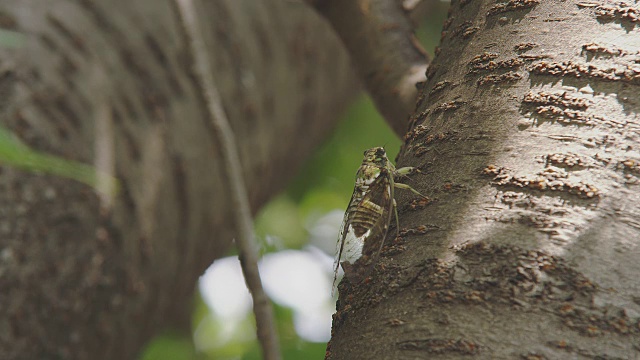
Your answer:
[362,147,389,168]
[356,147,390,186]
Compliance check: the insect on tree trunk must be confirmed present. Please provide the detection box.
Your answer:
[327,0,640,359]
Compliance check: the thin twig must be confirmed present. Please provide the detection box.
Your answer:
[173,1,281,359]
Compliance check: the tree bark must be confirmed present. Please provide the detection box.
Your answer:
[0,1,357,359]
[328,0,640,359]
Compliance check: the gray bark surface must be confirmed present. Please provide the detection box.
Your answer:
[0,1,357,358]
[328,0,640,359]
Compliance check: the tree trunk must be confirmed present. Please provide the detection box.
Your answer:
[328,0,640,359]
[0,1,357,359]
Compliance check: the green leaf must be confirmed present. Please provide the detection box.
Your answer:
[0,29,26,48]
[139,333,196,360]
[254,195,307,250]
[0,126,118,195]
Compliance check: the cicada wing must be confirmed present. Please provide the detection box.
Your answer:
[332,171,396,295]
[332,194,364,296]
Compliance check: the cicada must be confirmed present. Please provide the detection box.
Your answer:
[332,147,423,295]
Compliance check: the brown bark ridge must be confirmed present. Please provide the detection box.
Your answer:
[0,0,357,359]
[328,0,640,359]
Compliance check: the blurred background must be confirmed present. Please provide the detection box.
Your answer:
[138,6,447,359]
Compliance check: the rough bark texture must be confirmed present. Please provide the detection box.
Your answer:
[0,1,357,359]
[328,0,640,359]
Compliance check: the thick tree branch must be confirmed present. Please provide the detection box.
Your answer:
[311,0,429,136]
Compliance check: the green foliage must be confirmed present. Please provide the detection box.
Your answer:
[254,195,307,250]
[0,126,118,194]
[0,29,26,48]
[140,333,197,360]
[415,8,446,58]
[242,340,326,360]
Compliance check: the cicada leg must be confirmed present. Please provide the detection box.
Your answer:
[394,182,426,198]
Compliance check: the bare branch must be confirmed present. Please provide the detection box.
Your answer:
[173,1,281,359]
